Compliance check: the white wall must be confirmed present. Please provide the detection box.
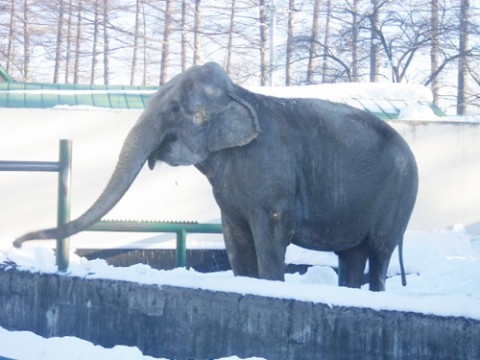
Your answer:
[391,120,480,234]
[0,109,479,249]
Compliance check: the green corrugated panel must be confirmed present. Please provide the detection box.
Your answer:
[91,93,112,108]
[124,93,145,108]
[6,91,25,107]
[41,91,59,108]
[24,83,44,90]
[372,99,395,120]
[108,93,129,109]
[74,92,95,107]
[141,93,153,107]
[24,92,42,108]
[58,93,80,107]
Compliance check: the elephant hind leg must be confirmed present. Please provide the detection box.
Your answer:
[368,252,393,291]
[336,245,368,289]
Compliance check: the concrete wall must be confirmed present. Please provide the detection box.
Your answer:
[1,109,479,243]
[1,267,479,359]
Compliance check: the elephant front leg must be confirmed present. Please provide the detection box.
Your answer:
[222,214,259,278]
[249,209,294,281]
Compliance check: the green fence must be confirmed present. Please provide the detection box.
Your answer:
[1,140,223,271]
[0,139,72,271]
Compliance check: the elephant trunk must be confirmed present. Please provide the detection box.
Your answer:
[14,118,163,247]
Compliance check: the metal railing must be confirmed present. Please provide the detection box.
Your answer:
[88,220,223,268]
[1,139,223,271]
[0,139,72,271]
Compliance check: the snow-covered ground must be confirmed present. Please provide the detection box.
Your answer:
[1,225,480,359]
[0,325,263,360]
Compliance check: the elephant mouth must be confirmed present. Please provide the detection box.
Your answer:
[147,133,178,170]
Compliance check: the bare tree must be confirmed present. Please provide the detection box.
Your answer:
[430,0,440,104]
[130,0,141,85]
[258,0,268,85]
[350,0,360,82]
[90,0,100,84]
[193,0,201,65]
[457,0,469,115]
[23,0,30,81]
[6,0,17,75]
[225,0,236,75]
[64,0,73,83]
[369,0,380,82]
[54,0,66,83]
[322,0,332,83]
[103,0,110,85]
[306,0,321,84]
[159,0,172,85]
[285,0,295,85]
[181,0,187,71]
[73,0,83,84]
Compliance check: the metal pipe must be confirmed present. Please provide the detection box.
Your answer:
[0,161,60,172]
[56,139,72,272]
[88,220,223,268]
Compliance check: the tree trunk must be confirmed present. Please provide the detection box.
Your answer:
[90,0,100,85]
[351,0,359,82]
[322,0,331,83]
[54,0,66,83]
[285,0,295,85]
[181,0,187,71]
[64,0,73,83]
[306,0,321,84]
[193,0,201,66]
[160,0,172,85]
[7,0,17,75]
[103,0,110,85]
[456,0,469,115]
[226,0,236,75]
[23,0,30,81]
[74,0,83,84]
[430,0,439,105]
[259,0,268,85]
[369,0,379,82]
[131,0,141,85]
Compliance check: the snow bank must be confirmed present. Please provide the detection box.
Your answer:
[0,326,262,360]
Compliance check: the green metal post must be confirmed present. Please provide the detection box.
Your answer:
[56,139,72,272]
[176,229,187,268]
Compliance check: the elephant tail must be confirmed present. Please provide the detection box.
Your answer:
[399,238,407,286]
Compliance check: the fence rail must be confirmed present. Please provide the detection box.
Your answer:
[1,139,223,271]
[88,221,223,268]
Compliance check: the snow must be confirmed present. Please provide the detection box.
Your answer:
[0,326,261,360]
[1,82,479,358]
[1,228,480,358]
[250,82,435,103]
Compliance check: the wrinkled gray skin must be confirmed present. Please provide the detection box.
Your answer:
[15,62,418,291]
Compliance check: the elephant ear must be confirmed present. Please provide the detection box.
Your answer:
[208,92,260,152]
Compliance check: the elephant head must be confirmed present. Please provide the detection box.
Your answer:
[14,62,259,246]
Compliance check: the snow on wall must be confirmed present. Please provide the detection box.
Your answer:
[0,108,479,249]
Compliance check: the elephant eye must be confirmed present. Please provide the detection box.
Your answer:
[170,102,180,114]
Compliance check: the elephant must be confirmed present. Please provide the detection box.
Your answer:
[14,62,418,291]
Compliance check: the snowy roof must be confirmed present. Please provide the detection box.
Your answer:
[0,82,157,110]
[0,81,443,119]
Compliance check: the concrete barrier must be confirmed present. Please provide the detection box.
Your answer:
[1,267,479,359]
